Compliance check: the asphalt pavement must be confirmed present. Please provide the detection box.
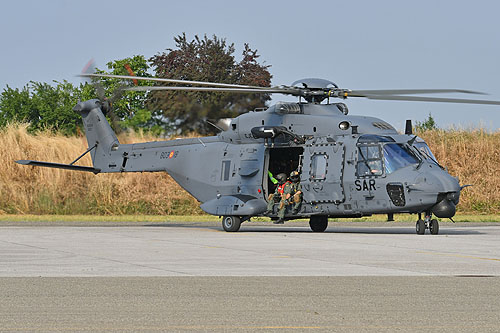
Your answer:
[0,220,499,332]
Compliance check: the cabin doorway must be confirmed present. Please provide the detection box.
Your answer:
[264,147,304,198]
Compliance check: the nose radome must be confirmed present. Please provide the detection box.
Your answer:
[437,172,461,193]
[415,171,460,193]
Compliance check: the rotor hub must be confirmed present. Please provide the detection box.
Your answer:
[291,78,346,103]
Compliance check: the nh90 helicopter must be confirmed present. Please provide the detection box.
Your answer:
[17,74,500,234]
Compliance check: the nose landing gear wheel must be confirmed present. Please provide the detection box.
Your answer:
[429,219,439,235]
[309,216,328,232]
[416,219,426,235]
[222,216,241,232]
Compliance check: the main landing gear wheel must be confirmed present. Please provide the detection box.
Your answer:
[222,216,241,232]
[416,219,426,235]
[429,219,439,235]
[309,216,328,232]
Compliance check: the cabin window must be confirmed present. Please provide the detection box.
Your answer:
[221,160,231,181]
[357,145,383,177]
[311,154,327,180]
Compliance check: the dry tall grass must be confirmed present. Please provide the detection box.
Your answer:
[419,129,500,214]
[0,124,201,215]
[1,124,498,215]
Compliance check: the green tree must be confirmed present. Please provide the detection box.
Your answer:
[415,113,438,132]
[91,55,159,133]
[0,80,95,135]
[0,84,33,128]
[0,55,156,135]
[149,33,272,134]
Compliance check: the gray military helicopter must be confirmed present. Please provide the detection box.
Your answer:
[17,74,500,234]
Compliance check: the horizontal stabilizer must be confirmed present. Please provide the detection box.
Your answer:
[16,160,100,174]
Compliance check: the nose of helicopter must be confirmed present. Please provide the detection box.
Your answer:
[414,170,461,218]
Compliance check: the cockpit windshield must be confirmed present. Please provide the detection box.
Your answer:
[383,143,419,174]
[356,135,423,176]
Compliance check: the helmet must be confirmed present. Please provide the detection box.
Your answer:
[290,171,300,182]
[276,173,287,184]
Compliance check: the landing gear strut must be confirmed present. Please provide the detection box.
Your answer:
[416,213,439,235]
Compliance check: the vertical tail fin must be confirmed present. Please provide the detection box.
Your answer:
[73,99,119,169]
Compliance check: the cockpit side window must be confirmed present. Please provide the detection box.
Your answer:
[357,145,383,177]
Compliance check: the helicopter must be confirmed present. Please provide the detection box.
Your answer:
[16,74,500,234]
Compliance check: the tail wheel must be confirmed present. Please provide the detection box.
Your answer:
[222,216,241,232]
[416,219,426,235]
[309,216,328,232]
[429,219,439,235]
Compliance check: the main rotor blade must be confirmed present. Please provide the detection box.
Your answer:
[79,73,269,90]
[126,86,297,94]
[349,89,486,96]
[361,94,500,105]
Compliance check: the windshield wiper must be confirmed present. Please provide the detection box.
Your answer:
[419,148,444,170]
[410,145,424,170]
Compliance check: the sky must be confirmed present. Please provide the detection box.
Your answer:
[1,0,500,131]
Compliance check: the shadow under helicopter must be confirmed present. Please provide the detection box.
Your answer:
[145,223,482,235]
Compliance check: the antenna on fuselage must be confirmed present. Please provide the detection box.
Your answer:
[405,119,413,135]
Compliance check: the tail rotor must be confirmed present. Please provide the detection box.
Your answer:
[80,59,132,133]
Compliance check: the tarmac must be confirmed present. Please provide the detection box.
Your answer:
[0,220,499,331]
